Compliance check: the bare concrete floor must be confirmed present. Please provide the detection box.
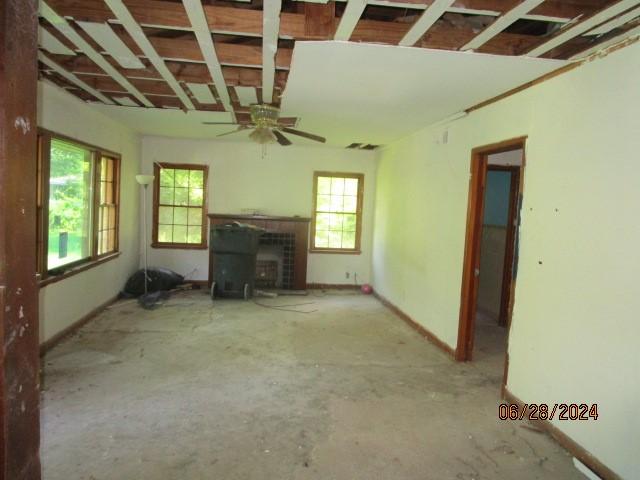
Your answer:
[41,290,584,480]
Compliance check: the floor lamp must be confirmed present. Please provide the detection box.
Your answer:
[136,174,154,294]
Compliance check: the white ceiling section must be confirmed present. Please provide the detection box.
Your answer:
[39,27,76,56]
[280,41,569,146]
[186,83,217,104]
[234,86,259,106]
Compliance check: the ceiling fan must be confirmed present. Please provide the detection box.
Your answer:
[203,104,326,146]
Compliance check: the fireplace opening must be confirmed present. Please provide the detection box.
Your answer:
[255,233,295,289]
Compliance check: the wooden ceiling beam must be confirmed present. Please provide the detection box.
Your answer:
[71,74,176,96]
[104,0,195,109]
[262,0,283,104]
[525,0,640,57]
[40,0,153,106]
[460,0,545,51]
[304,2,337,37]
[399,0,457,46]
[334,0,368,40]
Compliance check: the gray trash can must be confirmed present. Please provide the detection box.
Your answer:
[210,223,264,299]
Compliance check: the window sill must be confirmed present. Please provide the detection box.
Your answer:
[151,243,208,250]
[309,249,362,255]
[38,252,121,288]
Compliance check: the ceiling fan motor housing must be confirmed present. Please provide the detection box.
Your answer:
[250,104,280,128]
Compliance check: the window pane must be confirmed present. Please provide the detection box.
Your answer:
[174,187,188,206]
[330,195,344,212]
[174,169,190,188]
[189,187,204,206]
[48,139,93,270]
[329,213,343,230]
[173,225,187,243]
[174,207,188,225]
[316,194,330,211]
[159,187,174,205]
[342,231,356,249]
[189,169,203,186]
[316,213,330,231]
[328,231,342,248]
[158,224,173,242]
[343,196,357,213]
[187,226,202,244]
[331,177,344,195]
[317,177,331,195]
[158,206,173,224]
[343,214,357,232]
[344,178,358,196]
[315,230,329,248]
[188,208,202,226]
[160,168,174,186]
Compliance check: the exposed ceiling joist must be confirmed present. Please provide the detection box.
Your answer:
[526,0,640,57]
[75,21,144,69]
[103,0,195,110]
[334,0,368,41]
[262,0,282,104]
[182,0,232,111]
[570,24,640,59]
[585,5,640,36]
[399,0,456,46]
[461,0,546,51]
[39,0,154,107]
[39,26,76,56]
[38,51,115,104]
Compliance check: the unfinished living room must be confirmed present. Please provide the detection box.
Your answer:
[1,0,639,479]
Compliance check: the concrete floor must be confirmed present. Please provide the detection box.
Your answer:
[41,290,584,480]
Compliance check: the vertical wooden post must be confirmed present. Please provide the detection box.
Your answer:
[0,0,42,478]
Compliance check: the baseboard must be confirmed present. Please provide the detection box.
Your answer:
[503,389,621,480]
[306,283,361,290]
[373,290,456,359]
[39,295,119,356]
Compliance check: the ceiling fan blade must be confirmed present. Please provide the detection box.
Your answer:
[217,126,249,137]
[272,129,292,146]
[279,127,326,143]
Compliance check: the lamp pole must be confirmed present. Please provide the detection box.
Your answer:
[135,175,155,295]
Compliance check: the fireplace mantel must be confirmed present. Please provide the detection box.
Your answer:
[207,213,311,290]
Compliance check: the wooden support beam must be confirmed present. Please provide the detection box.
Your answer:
[0,1,42,478]
[399,0,456,46]
[182,0,233,110]
[40,0,154,106]
[585,5,640,36]
[526,0,640,57]
[104,0,195,109]
[304,2,337,37]
[570,24,640,59]
[334,0,367,41]
[460,0,545,51]
[262,0,282,104]
[39,25,76,55]
[38,52,115,103]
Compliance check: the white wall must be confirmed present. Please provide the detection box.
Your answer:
[140,137,377,285]
[372,43,640,479]
[37,81,141,343]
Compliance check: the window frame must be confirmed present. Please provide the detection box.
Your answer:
[310,171,364,254]
[36,129,121,285]
[151,162,209,250]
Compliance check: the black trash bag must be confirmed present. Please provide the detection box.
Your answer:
[122,267,184,296]
[138,290,170,310]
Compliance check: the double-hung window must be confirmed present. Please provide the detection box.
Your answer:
[152,163,208,249]
[37,131,121,280]
[311,172,364,253]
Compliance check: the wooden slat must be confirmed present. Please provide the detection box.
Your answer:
[262,0,282,103]
[460,0,545,51]
[399,0,456,46]
[334,0,368,40]
[525,0,640,57]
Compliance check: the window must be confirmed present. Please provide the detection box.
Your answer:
[36,131,121,280]
[152,163,208,249]
[311,172,363,253]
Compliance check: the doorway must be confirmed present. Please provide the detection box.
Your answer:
[456,137,526,379]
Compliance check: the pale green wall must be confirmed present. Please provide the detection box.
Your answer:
[372,42,640,479]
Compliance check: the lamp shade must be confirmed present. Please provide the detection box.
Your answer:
[135,174,155,185]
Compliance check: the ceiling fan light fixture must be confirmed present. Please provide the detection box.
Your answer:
[249,127,277,144]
